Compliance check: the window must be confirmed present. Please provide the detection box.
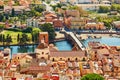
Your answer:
[41,57,45,59]
[60,58,62,60]
[46,52,49,55]
[42,52,44,54]
[44,36,46,41]
[52,58,55,61]
[68,58,70,61]
[75,58,78,61]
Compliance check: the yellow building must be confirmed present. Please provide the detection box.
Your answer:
[71,17,88,29]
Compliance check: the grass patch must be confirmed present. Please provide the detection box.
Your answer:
[1,30,32,45]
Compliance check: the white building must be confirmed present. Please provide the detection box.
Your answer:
[27,18,39,27]
[60,0,101,4]
[77,0,92,4]
[76,4,111,11]
[26,17,44,27]
[114,0,120,4]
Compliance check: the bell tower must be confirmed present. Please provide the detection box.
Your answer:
[39,32,49,45]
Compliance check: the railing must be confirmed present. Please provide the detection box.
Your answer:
[66,32,85,51]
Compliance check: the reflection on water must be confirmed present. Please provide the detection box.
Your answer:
[54,40,72,51]
[0,40,73,55]
[0,45,37,55]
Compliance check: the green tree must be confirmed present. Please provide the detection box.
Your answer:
[0,24,4,31]
[19,33,29,44]
[40,23,55,41]
[0,5,3,9]
[0,13,4,21]
[2,34,5,45]
[5,34,12,45]
[111,4,120,12]
[34,5,45,13]
[23,27,33,33]
[30,8,36,17]
[0,34,2,43]
[98,6,110,13]
[81,73,104,80]
[32,28,41,43]
[31,33,35,43]
[57,3,62,8]
[17,34,20,43]
[11,8,15,17]
[103,21,112,29]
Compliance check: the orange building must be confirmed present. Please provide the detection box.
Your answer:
[85,22,105,30]
[39,32,49,45]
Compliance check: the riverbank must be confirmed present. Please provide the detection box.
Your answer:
[77,34,120,40]
[79,34,120,47]
[0,43,38,47]
[55,32,65,39]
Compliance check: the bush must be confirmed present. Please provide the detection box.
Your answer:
[5,28,22,32]
[22,27,32,33]
[81,73,104,80]
[98,6,110,13]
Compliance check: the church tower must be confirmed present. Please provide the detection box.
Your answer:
[39,32,49,45]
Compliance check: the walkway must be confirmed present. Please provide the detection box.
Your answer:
[66,32,85,51]
[43,2,53,12]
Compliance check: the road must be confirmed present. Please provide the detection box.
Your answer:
[43,2,53,12]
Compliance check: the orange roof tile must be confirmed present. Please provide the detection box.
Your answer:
[45,13,57,18]
[50,51,85,58]
[0,1,4,6]
[97,48,110,56]
[53,19,63,28]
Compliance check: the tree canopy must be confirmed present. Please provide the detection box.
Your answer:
[81,73,104,80]
[40,23,55,41]
[98,6,110,13]
[34,5,45,13]
[111,4,120,12]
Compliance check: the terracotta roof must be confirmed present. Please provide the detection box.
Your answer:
[65,10,80,17]
[97,48,110,56]
[29,66,50,71]
[42,73,50,79]
[25,77,33,80]
[45,17,53,22]
[113,59,120,67]
[4,71,14,77]
[21,66,50,74]
[81,69,93,75]
[88,41,100,48]
[0,59,6,63]
[0,70,3,76]
[45,13,57,18]
[0,1,4,6]
[103,64,111,72]
[4,6,30,12]
[19,0,29,7]
[50,51,85,58]
[53,19,63,28]
[64,17,72,28]
[7,0,15,6]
